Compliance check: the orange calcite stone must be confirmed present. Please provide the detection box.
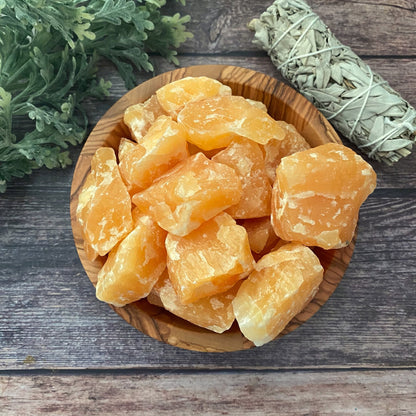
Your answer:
[156,76,232,119]
[232,243,324,346]
[132,152,243,236]
[271,143,377,249]
[177,95,287,150]
[246,98,267,111]
[119,145,146,195]
[131,206,143,226]
[123,94,167,142]
[118,137,137,161]
[263,121,311,183]
[165,212,255,304]
[95,214,167,307]
[119,116,189,193]
[212,138,272,219]
[241,216,279,254]
[187,142,225,159]
[76,147,133,256]
[148,270,240,333]
[83,240,100,262]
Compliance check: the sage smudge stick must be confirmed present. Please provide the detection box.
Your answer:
[249,0,416,164]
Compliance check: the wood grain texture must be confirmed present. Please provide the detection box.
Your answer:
[168,0,416,56]
[1,370,415,415]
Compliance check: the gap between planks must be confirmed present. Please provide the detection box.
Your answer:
[1,366,415,377]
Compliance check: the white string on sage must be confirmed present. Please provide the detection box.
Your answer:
[249,0,416,165]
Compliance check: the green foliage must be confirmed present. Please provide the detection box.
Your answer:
[0,0,192,192]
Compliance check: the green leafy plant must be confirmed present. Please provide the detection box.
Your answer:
[0,0,192,192]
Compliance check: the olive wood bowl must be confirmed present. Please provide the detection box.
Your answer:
[70,65,355,352]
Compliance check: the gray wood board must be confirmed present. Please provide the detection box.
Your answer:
[1,370,415,415]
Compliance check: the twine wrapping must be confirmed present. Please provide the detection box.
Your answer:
[249,0,416,164]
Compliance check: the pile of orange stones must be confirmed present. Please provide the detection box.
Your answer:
[76,76,377,347]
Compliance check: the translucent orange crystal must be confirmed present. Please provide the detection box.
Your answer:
[132,152,242,236]
[246,98,267,111]
[83,241,100,262]
[117,137,137,161]
[177,95,287,150]
[263,121,311,183]
[241,216,279,254]
[119,115,189,193]
[232,243,324,346]
[187,142,225,159]
[271,143,377,249]
[76,147,133,256]
[156,76,232,119]
[212,138,272,219]
[95,214,167,307]
[148,270,240,333]
[165,212,255,304]
[123,94,167,142]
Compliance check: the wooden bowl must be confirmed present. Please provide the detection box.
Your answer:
[70,65,355,352]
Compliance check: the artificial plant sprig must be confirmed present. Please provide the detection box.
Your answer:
[0,0,192,192]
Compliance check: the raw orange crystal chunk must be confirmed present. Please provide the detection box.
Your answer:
[123,94,167,142]
[119,145,146,195]
[131,206,143,225]
[177,95,287,150]
[95,214,167,307]
[271,143,377,249]
[212,138,272,219]
[187,142,224,159]
[246,98,267,111]
[132,152,242,236]
[83,240,100,262]
[118,137,138,161]
[241,216,279,254]
[232,243,324,346]
[148,270,240,333]
[263,121,311,183]
[165,212,255,304]
[119,116,189,193]
[76,147,133,256]
[156,76,232,119]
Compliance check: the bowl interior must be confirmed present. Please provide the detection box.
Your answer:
[70,65,354,352]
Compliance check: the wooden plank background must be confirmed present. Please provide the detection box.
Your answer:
[0,0,415,413]
[1,370,415,415]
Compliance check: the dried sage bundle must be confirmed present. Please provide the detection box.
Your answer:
[249,0,416,164]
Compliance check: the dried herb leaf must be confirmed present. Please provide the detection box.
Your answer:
[249,0,416,164]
